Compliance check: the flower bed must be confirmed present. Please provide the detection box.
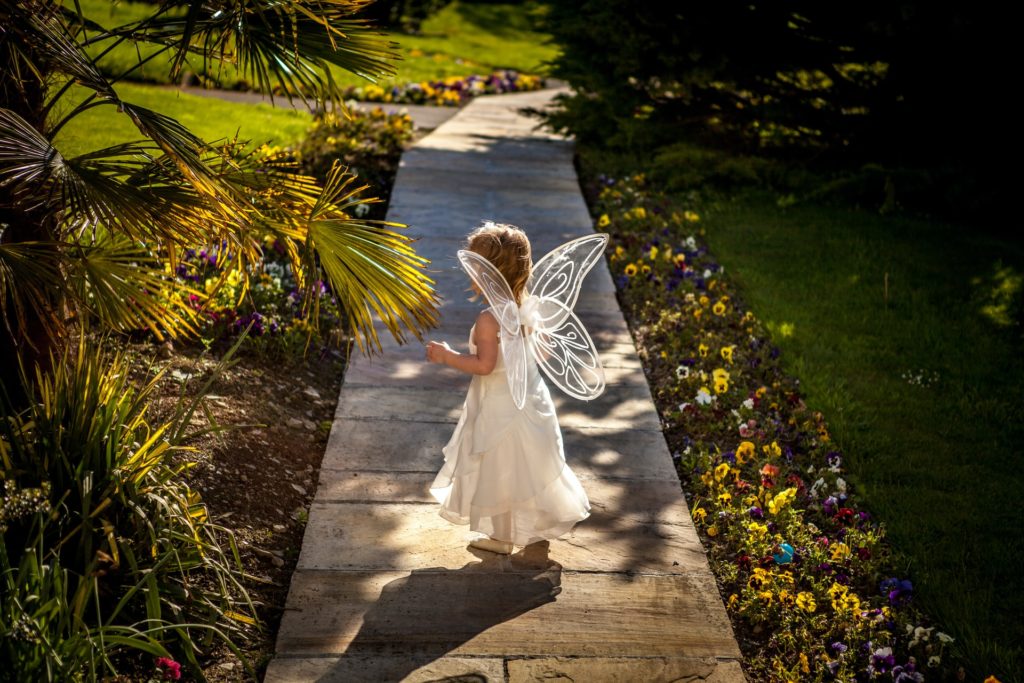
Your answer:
[587,173,972,682]
[155,106,414,356]
[340,70,545,106]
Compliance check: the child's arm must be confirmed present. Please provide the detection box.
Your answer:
[426,311,499,375]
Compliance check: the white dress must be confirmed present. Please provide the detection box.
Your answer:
[428,319,592,547]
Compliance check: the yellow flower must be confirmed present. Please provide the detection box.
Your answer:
[796,592,817,612]
[624,263,638,277]
[674,253,687,268]
[778,590,796,608]
[693,507,707,524]
[698,343,709,357]
[713,300,727,315]
[757,590,773,605]
[717,491,732,505]
[720,345,735,363]
[684,210,700,222]
[728,593,739,609]
[598,213,610,227]
[735,441,755,464]
[830,542,851,562]
[714,379,729,394]
[748,522,768,539]
[799,653,810,674]
[641,264,651,275]
[706,525,719,537]
[649,246,659,260]
[699,295,710,307]
[756,386,767,398]
[614,245,624,257]
[714,463,731,481]
[762,441,782,459]
[768,487,798,515]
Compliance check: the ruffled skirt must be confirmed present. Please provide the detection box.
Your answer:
[428,366,591,547]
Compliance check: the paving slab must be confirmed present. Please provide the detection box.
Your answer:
[266,88,744,682]
[275,569,740,659]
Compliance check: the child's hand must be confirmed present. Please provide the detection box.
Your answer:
[425,341,453,364]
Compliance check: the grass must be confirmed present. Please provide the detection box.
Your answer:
[51,83,312,157]
[71,0,558,91]
[696,188,1024,680]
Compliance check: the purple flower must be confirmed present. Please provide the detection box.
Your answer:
[870,647,896,674]
[830,641,848,653]
[748,506,764,520]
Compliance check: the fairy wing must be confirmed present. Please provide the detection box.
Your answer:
[456,249,528,409]
[527,233,610,330]
[525,233,610,401]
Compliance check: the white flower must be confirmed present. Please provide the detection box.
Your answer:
[928,656,941,668]
[742,398,754,410]
[936,631,954,644]
[835,477,847,493]
[676,365,690,379]
[703,268,713,279]
[695,388,713,405]
[686,236,697,249]
[809,477,826,499]
[909,626,934,648]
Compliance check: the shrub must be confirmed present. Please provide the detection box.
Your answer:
[0,334,256,681]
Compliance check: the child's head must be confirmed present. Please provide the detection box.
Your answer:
[465,220,532,304]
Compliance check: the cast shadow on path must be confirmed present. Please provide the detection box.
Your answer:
[312,542,562,683]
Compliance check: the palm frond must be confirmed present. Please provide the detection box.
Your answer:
[122,0,399,105]
[0,108,220,246]
[306,162,439,354]
[0,241,66,342]
[64,237,204,340]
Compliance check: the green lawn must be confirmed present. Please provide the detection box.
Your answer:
[52,83,312,157]
[71,0,558,90]
[699,190,1024,680]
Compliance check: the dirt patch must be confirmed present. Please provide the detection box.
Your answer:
[117,336,349,681]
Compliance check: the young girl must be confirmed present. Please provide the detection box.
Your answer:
[425,222,592,555]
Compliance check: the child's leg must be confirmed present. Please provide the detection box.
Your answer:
[492,510,513,543]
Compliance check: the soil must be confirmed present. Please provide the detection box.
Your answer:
[114,336,350,682]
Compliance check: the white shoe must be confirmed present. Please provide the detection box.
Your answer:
[469,537,515,554]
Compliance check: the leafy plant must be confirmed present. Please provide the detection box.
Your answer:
[0,0,440,398]
[0,332,258,681]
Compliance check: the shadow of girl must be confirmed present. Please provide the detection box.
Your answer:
[314,541,563,683]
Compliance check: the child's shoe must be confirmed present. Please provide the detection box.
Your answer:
[469,536,515,554]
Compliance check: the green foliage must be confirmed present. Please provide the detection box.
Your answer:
[70,0,556,92]
[593,172,978,681]
[294,107,415,198]
[540,1,1012,222]
[1,0,439,387]
[0,334,257,681]
[659,185,1024,680]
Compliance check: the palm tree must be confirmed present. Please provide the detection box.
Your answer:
[0,0,439,396]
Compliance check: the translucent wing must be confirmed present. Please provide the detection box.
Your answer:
[527,299,605,400]
[527,233,610,330]
[456,249,528,409]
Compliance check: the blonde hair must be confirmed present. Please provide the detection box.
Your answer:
[465,220,532,305]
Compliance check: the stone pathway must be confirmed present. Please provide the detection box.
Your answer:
[263,88,745,683]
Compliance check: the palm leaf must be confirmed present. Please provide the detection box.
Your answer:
[64,237,204,340]
[306,162,439,353]
[0,108,220,246]
[120,0,399,105]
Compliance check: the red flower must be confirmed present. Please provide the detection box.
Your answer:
[834,507,856,525]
